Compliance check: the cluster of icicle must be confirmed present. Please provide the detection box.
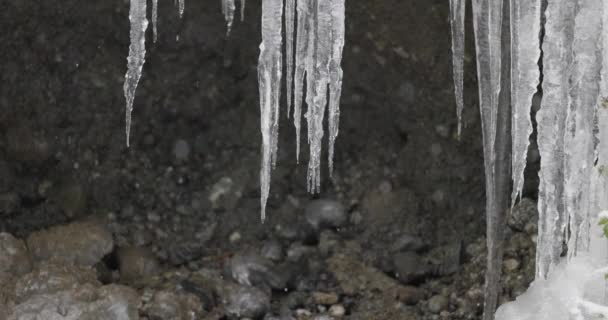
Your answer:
[258,0,345,221]
[123,0,345,222]
[450,0,608,319]
[123,0,243,147]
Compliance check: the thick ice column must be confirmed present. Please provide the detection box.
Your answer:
[536,0,575,279]
[449,0,465,138]
[509,0,541,205]
[564,0,602,257]
[124,0,149,147]
[258,0,283,221]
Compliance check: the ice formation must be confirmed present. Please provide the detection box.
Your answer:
[221,0,246,34]
[258,0,345,220]
[123,0,148,147]
[450,0,608,318]
[449,0,465,138]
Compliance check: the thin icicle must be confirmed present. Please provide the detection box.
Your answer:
[178,0,184,18]
[222,0,236,34]
[564,0,602,257]
[152,0,158,43]
[509,0,541,205]
[285,0,296,118]
[258,0,283,221]
[240,0,246,21]
[536,0,575,279]
[124,0,148,147]
[471,0,504,318]
[449,0,465,138]
[328,0,345,178]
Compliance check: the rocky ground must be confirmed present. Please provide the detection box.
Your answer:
[0,0,540,319]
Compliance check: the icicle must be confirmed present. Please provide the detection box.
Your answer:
[305,0,332,193]
[152,0,158,43]
[222,0,236,34]
[563,0,602,257]
[240,0,246,21]
[536,0,575,280]
[285,0,296,118]
[293,0,312,161]
[449,0,465,138]
[258,0,283,221]
[471,0,504,318]
[124,0,149,147]
[178,0,185,18]
[509,0,541,206]
[328,0,345,178]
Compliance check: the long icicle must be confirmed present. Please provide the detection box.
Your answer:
[449,0,466,139]
[471,0,505,318]
[258,0,283,221]
[509,0,541,206]
[328,0,345,178]
[124,0,148,147]
[285,0,296,118]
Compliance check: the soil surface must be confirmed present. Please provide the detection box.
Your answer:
[0,0,539,319]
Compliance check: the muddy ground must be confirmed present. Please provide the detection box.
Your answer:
[0,0,539,319]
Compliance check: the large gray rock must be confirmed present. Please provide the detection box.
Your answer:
[27,220,114,267]
[0,233,32,278]
[305,199,347,231]
[9,263,139,320]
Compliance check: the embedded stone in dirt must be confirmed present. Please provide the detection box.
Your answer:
[305,199,347,231]
[26,220,114,267]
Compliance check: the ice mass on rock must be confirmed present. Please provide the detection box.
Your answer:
[122,0,608,318]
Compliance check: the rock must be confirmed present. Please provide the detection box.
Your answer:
[390,234,427,253]
[312,292,339,305]
[221,282,270,319]
[167,221,216,265]
[305,199,347,231]
[507,198,537,231]
[229,251,288,290]
[329,304,346,317]
[427,295,449,314]
[26,220,114,267]
[10,283,139,320]
[117,246,161,283]
[0,192,19,215]
[327,253,422,319]
[0,233,32,278]
[142,290,204,320]
[392,252,430,285]
[14,263,99,301]
[261,240,284,262]
[503,258,520,272]
[173,139,191,162]
[397,285,425,305]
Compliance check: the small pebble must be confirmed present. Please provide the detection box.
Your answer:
[428,295,448,314]
[329,304,346,317]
